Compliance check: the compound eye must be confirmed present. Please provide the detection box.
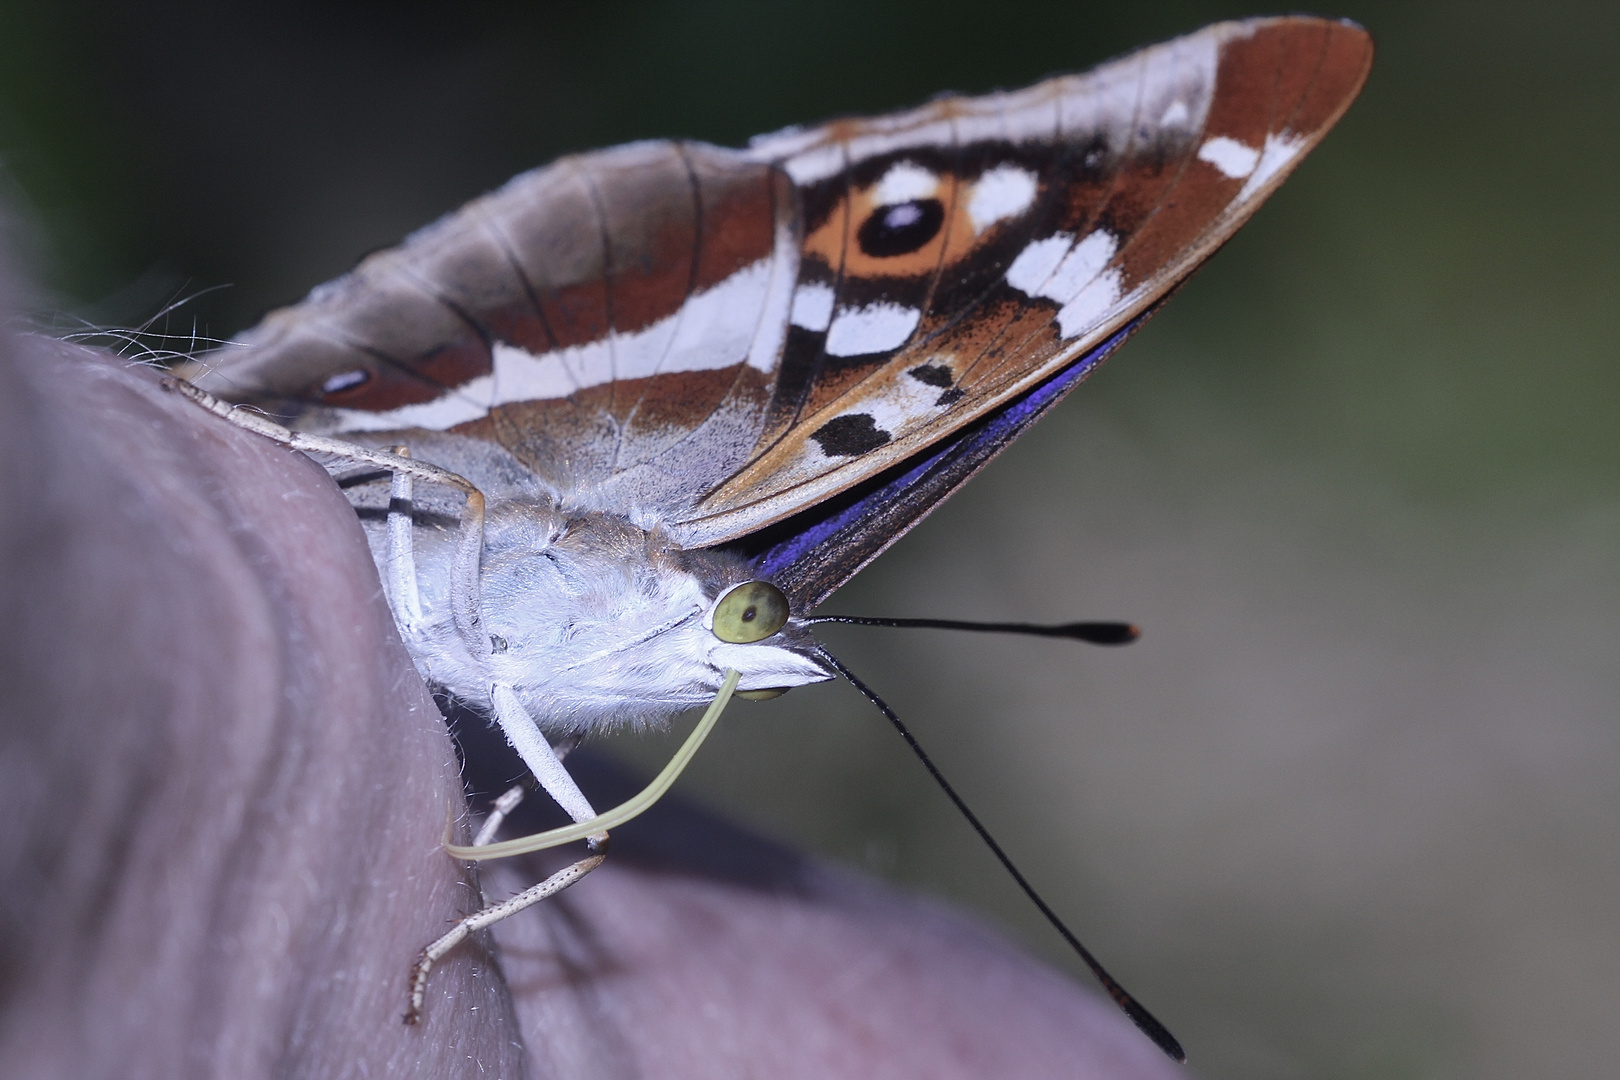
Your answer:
[710,580,790,643]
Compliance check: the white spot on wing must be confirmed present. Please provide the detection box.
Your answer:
[778,144,845,185]
[789,282,835,331]
[873,161,939,205]
[1003,229,1124,341]
[1046,231,1117,300]
[1005,234,1073,294]
[967,165,1038,233]
[491,343,579,401]
[1055,270,1123,339]
[613,296,680,383]
[1159,99,1190,127]
[321,369,368,395]
[671,258,782,376]
[1236,132,1307,202]
[1006,230,1117,299]
[824,301,921,357]
[1198,135,1260,179]
[744,215,801,374]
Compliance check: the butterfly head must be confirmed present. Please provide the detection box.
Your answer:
[702,579,810,700]
[458,507,833,733]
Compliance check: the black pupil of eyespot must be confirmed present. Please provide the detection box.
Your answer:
[742,606,757,622]
[858,198,945,257]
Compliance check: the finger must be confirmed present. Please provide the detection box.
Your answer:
[0,331,520,1077]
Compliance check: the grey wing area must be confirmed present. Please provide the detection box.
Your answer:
[188,140,801,521]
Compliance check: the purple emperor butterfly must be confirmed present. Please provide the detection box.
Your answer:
[182,15,1371,1060]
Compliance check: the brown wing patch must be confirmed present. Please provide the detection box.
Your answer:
[492,159,612,353]
[613,152,787,469]
[691,150,782,290]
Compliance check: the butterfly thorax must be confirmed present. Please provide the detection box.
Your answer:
[380,493,832,736]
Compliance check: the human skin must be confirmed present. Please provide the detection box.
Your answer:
[0,298,1186,1079]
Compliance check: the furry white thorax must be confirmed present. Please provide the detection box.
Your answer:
[384,494,833,736]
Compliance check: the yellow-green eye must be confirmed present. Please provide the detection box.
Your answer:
[710,580,789,643]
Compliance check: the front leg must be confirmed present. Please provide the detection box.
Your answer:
[169,380,606,1023]
[384,445,425,634]
[166,379,488,657]
[406,686,607,1025]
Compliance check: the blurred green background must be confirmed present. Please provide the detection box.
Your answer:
[2,2,1615,1077]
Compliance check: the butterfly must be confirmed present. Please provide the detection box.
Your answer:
[181,15,1370,1060]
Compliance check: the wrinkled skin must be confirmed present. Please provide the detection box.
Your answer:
[0,301,1185,1078]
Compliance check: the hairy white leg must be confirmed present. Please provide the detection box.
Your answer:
[406,687,607,1025]
[385,445,424,633]
[444,669,740,862]
[490,684,602,833]
[166,378,489,656]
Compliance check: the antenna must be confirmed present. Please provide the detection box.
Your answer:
[806,616,1139,645]
[813,647,1185,1064]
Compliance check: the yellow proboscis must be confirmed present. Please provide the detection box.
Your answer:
[444,668,740,862]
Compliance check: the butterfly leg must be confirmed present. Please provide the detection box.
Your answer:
[471,784,526,847]
[467,737,583,845]
[167,379,490,655]
[405,686,606,1025]
[170,382,606,1021]
[383,445,425,635]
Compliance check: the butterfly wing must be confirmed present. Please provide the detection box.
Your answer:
[683,16,1372,546]
[191,16,1370,601]
[726,16,1372,604]
[189,139,803,509]
[744,310,1154,608]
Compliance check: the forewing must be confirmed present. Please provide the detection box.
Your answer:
[672,16,1372,548]
[744,311,1154,608]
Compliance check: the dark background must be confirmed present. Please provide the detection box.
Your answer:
[2,3,1616,1078]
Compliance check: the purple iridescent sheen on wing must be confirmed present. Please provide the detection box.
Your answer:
[747,314,1151,609]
